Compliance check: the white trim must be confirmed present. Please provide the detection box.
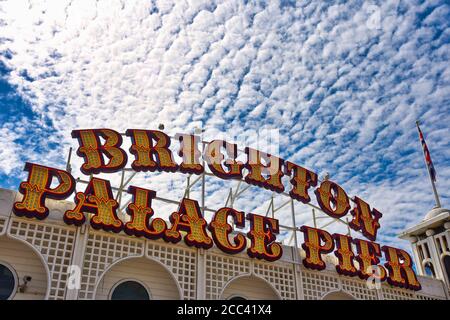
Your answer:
[226,294,248,300]
[108,278,152,300]
[0,260,18,300]
[320,289,357,300]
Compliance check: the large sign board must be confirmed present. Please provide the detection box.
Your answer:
[12,129,421,290]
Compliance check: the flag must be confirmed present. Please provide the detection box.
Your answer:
[417,124,437,181]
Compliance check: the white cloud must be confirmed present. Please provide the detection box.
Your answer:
[0,126,20,175]
[0,0,448,253]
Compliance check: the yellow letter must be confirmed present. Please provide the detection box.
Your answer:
[247,213,283,261]
[13,163,75,220]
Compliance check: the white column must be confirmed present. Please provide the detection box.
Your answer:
[65,225,89,300]
[287,245,303,300]
[196,248,206,300]
[410,242,424,276]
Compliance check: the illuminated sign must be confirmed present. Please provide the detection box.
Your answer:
[12,128,421,290]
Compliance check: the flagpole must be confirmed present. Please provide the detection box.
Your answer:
[416,120,441,208]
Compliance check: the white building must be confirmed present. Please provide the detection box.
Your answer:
[399,207,450,290]
[0,187,448,300]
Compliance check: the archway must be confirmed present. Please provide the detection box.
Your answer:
[424,261,436,277]
[220,274,281,300]
[322,290,356,300]
[443,255,450,284]
[94,257,181,300]
[0,235,49,299]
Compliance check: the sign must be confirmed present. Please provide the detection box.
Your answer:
[12,128,421,290]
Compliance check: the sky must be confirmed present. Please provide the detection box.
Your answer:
[0,0,449,253]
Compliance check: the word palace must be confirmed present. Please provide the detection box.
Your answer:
[13,128,421,291]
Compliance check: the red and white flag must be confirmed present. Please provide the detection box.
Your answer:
[417,124,437,182]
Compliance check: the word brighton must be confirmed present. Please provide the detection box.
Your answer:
[12,129,421,290]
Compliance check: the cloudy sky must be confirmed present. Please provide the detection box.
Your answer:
[0,0,449,252]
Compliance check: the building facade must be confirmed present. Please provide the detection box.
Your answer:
[400,207,450,291]
[0,187,448,300]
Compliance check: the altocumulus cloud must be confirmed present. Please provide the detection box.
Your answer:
[0,0,449,251]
